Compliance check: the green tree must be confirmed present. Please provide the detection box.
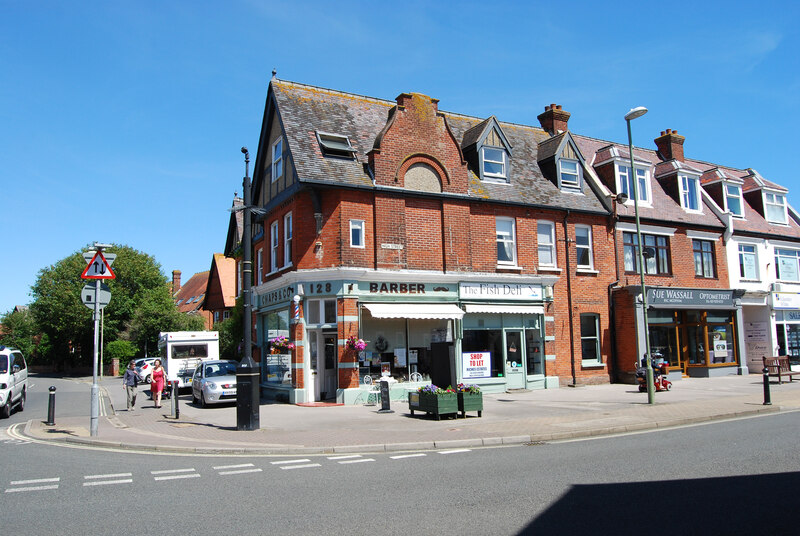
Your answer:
[30,244,205,367]
[0,307,50,363]
[217,297,243,359]
[105,339,137,364]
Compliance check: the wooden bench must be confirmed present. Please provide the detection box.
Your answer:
[762,356,800,384]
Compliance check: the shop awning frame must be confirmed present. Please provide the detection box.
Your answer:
[362,303,465,320]
[463,304,545,315]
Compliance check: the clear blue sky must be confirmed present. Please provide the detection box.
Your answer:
[2,0,799,314]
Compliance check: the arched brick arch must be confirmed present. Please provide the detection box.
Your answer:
[395,154,450,188]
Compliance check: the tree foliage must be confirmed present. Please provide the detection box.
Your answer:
[217,297,243,359]
[29,244,207,367]
[0,308,50,363]
[105,339,137,364]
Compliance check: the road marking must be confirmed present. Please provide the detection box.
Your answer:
[338,458,375,465]
[438,449,471,455]
[10,478,60,485]
[151,468,200,481]
[85,473,132,480]
[390,453,427,459]
[151,468,196,475]
[154,473,201,481]
[83,479,133,487]
[213,463,254,470]
[270,459,311,465]
[280,463,321,470]
[5,484,59,493]
[327,455,361,460]
[218,468,263,476]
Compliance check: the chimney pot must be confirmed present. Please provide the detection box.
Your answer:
[538,103,571,135]
[654,129,686,162]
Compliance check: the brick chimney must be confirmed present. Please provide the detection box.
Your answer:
[172,270,181,293]
[654,129,685,162]
[537,103,571,135]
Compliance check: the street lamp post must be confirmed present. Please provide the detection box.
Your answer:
[625,106,656,405]
[236,146,261,430]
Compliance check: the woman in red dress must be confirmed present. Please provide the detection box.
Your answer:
[150,359,166,408]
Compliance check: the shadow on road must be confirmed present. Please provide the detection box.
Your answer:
[519,471,800,535]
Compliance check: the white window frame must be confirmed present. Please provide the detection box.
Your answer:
[350,219,365,248]
[495,217,517,266]
[558,159,581,190]
[481,146,507,181]
[616,163,650,204]
[738,243,759,280]
[223,310,230,320]
[537,220,556,268]
[775,248,800,282]
[237,261,242,297]
[575,224,593,269]
[580,313,602,366]
[270,221,279,272]
[271,138,283,182]
[256,248,263,285]
[725,184,744,218]
[764,192,788,224]
[283,212,293,268]
[306,298,337,326]
[679,174,701,212]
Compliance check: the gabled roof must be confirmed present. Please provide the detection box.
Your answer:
[461,115,512,154]
[266,79,608,214]
[173,271,209,313]
[223,195,244,257]
[204,253,237,309]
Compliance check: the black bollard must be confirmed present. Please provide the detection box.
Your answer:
[763,367,772,405]
[171,380,179,419]
[46,386,56,425]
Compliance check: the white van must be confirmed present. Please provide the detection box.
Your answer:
[158,331,219,389]
[0,345,28,418]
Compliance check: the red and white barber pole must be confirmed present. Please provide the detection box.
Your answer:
[293,295,300,320]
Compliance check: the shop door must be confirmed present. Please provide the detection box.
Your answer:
[320,332,338,401]
[308,331,320,402]
[505,330,525,389]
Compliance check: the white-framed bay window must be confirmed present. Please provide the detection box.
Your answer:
[558,159,581,190]
[617,163,650,204]
[270,221,279,272]
[482,146,507,181]
[496,217,517,265]
[680,174,701,211]
[738,243,758,280]
[775,248,800,282]
[580,313,602,365]
[725,184,744,217]
[283,212,293,267]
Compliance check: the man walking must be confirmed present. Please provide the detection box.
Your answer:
[123,360,139,410]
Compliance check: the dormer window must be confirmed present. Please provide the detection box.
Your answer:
[765,192,787,224]
[725,184,744,217]
[482,146,507,180]
[558,159,581,190]
[616,164,650,203]
[316,131,356,159]
[680,174,701,211]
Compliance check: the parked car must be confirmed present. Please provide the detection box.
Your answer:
[0,345,28,418]
[191,360,237,407]
[134,358,157,383]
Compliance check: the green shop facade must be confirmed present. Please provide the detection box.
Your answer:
[254,270,559,404]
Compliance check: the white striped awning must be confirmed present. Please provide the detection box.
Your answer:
[463,304,545,315]
[363,303,465,320]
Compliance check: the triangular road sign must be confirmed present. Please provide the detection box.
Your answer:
[81,251,116,279]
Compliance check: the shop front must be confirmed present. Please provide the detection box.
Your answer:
[641,287,745,379]
[772,291,800,365]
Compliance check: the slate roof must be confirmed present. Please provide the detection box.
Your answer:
[270,79,608,214]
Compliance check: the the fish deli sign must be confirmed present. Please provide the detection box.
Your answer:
[462,351,491,379]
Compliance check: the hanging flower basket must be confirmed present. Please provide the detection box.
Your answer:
[345,336,367,352]
[270,335,295,354]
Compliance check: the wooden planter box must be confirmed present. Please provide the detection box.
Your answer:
[457,392,483,417]
[408,391,458,420]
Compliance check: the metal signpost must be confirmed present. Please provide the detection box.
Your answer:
[81,244,116,436]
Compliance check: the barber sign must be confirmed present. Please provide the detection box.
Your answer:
[462,352,491,379]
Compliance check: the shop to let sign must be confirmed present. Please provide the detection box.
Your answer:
[462,351,491,379]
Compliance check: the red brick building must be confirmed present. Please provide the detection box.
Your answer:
[244,79,622,404]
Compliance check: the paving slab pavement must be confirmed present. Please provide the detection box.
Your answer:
[18,373,800,454]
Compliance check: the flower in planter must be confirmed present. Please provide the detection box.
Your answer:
[417,384,455,395]
[270,335,295,352]
[456,383,481,394]
[345,335,367,352]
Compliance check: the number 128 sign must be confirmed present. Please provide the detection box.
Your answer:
[462,351,491,379]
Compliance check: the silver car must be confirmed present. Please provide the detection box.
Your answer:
[191,360,237,406]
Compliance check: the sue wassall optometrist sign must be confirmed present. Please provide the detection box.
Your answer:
[462,352,491,379]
